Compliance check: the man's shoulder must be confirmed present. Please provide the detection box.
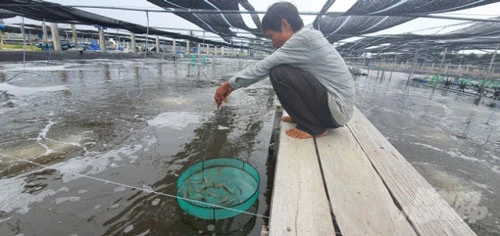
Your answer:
[296,28,325,40]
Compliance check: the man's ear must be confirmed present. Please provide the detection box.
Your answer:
[281,19,292,32]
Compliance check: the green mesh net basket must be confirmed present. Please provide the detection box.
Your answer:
[177,158,260,220]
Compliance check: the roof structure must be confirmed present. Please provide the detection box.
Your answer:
[1,0,500,56]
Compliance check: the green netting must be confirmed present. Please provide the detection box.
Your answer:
[177,158,260,220]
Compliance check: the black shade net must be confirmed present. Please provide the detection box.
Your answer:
[1,0,500,53]
[345,0,500,15]
[147,0,264,42]
[0,0,249,48]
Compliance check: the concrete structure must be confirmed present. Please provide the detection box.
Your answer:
[41,22,48,42]
[130,33,136,52]
[98,27,106,52]
[50,23,61,51]
[156,35,160,53]
[172,39,176,54]
[71,24,77,45]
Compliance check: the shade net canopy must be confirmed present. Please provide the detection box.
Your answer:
[0,0,252,49]
[345,0,500,15]
[1,0,500,54]
[147,0,265,42]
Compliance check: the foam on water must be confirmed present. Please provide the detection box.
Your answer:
[147,112,205,130]
[0,83,67,96]
[4,65,66,72]
[159,96,195,106]
[124,225,134,233]
[448,149,487,163]
[0,142,145,214]
[0,120,86,163]
[52,144,144,183]
[137,229,150,236]
[54,196,81,205]
[0,181,69,214]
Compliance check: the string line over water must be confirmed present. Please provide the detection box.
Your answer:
[0,154,269,219]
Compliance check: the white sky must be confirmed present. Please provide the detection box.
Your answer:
[3,0,500,43]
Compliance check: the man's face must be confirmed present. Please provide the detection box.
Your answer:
[265,19,294,48]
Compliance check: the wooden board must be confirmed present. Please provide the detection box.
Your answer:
[316,127,418,236]
[347,108,476,236]
[269,114,336,236]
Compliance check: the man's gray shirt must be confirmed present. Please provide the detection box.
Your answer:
[228,28,355,125]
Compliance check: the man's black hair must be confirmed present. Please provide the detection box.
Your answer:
[261,2,304,32]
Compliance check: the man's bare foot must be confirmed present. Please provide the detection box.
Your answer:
[281,116,295,123]
[285,128,327,139]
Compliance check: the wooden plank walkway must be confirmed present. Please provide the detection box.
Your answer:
[267,108,476,236]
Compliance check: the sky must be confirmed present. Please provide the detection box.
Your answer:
[3,0,500,44]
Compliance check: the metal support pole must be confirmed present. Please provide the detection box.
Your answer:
[432,48,448,92]
[406,48,420,87]
[479,44,499,100]
[389,54,397,81]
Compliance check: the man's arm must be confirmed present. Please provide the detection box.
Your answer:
[228,33,311,89]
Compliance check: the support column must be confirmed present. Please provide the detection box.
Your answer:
[221,46,224,56]
[197,43,201,55]
[406,48,419,87]
[479,45,498,100]
[42,22,48,42]
[50,23,61,51]
[130,33,136,52]
[215,46,218,56]
[432,48,448,92]
[156,35,160,53]
[71,24,78,45]
[186,40,190,54]
[206,44,210,55]
[0,28,3,50]
[98,27,106,52]
[389,55,397,81]
[172,39,176,54]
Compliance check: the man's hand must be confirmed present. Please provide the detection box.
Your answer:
[214,82,234,108]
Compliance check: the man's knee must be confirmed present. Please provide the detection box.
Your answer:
[270,65,290,76]
[270,65,292,83]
